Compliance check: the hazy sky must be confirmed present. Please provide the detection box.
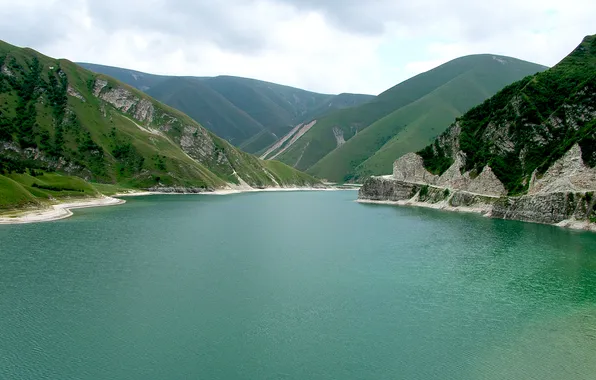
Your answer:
[1,0,594,94]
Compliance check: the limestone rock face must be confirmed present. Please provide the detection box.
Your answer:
[528,144,596,195]
[491,192,594,225]
[466,166,507,196]
[67,85,85,102]
[179,125,215,159]
[362,143,595,229]
[435,152,468,189]
[392,152,507,197]
[145,186,207,193]
[98,87,136,113]
[359,175,596,228]
[392,153,438,184]
[1,65,14,77]
[332,127,345,147]
[133,99,154,123]
[93,80,155,124]
[93,79,107,96]
[359,176,419,202]
[90,80,229,172]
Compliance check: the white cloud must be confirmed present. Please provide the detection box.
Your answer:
[0,0,593,94]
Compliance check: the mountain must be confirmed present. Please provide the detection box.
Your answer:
[359,35,596,229]
[0,41,321,209]
[417,34,596,195]
[78,63,374,153]
[261,55,547,182]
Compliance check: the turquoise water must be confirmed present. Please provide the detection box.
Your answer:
[1,191,596,379]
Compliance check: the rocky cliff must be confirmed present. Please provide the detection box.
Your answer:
[359,175,595,231]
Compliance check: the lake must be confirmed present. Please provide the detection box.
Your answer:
[1,191,596,379]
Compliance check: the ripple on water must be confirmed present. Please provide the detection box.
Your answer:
[471,307,596,380]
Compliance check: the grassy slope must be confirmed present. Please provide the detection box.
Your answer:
[0,171,100,210]
[0,174,40,209]
[146,77,266,145]
[0,161,319,214]
[238,129,278,155]
[272,54,504,169]
[310,57,547,181]
[0,40,321,209]
[273,55,546,181]
[78,63,374,153]
[301,93,382,124]
[61,60,227,189]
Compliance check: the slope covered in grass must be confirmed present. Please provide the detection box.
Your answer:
[0,174,39,209]
[266,55,546,182]
[79,63,374,153]
[0,39,321,208]
[0,170,103,210]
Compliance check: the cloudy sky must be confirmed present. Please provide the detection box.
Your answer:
[1,0,594,94]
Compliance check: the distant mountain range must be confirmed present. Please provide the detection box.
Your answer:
[263,55,548,182]
[82,55,547,184]
[78,63,374,154]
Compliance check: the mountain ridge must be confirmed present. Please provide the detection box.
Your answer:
[78,62,374,153]
[0,40,321,209]
[264,54,547,182]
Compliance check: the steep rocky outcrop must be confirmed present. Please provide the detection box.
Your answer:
[67,85,85,102]
[360,136,595,232]
[359,175,595,231]
[392,153,438,184]
[528,144,596,195]
[94,80,155,123]
[392,152,507,196]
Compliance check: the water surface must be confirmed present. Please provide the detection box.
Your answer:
[1,191,595,379]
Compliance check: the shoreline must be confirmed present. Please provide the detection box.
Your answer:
[357,198,492,215]
[0,196,126,225]
[114,186,358,197]
[356,199,596,233]
[0,186,357,225]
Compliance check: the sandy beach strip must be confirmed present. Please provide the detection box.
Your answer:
[0,196,125,225]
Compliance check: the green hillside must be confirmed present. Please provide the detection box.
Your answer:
[78,63,374,153]
[0,171,99,210]
[145,76,267,147]
[0,40,320,209]
[418,34,596,195]
[265,55,546,182]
